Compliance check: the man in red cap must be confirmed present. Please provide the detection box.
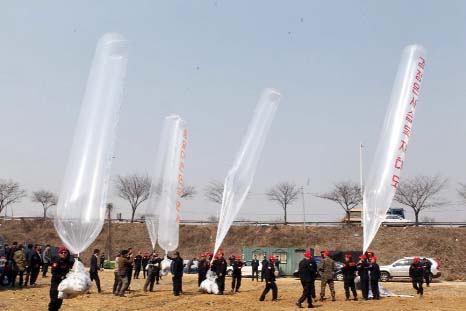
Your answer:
[369,256,380,299]
[341,253,358,301]
[409,257,425,297]
[211,250,227,294]
[357,254,370,300]
[197,252,210,287]
[318,250,336,302]
[231,255,244,292]
[296,250,316,308]
[48,247,74,311]
[259,255,278,302]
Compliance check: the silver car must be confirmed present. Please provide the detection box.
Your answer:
[379,257,441,282]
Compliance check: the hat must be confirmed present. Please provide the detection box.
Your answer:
[371,256,377,261]
[323,250,330,257]
[58,246,68,253]
[217,250,224,255]
[214,255,219,260]
[235,256,241,260]
[269,255,275,261]
[345,253,352,258]
[360,254,367,260]
[413,257,420,263]
[201,252,206,257]
[304,251,311,258]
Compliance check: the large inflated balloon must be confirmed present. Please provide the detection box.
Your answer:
[213,88,281,256]
[54,33,128,255]
[363,45,426,252]
[145,115,187,253]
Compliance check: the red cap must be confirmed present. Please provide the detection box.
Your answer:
[360,254,367,260]
[413,257,420,263]
[345,253,352,258]
[371,256,377,261]
[235,256,241,260]
[208,251,213,256]
[217,250,224,256]
[201,252,206,257]
[58,246,67,253]
[304,251,311,258]
[323,250,330,257]
[269,255,275,261]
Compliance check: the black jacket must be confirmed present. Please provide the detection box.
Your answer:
[232,261,243,276]
[30,251,42,269]
[90,254,99,273]
[211,258,228,278]
[168,256,184,278]
[263,262,276,282]
[51,256,75,285]
[409,262,424,280]
[134,255,143,269]
[341,260,357,280]
[198,259,210,275]
[369,263,380,281]
[251,259,259,270]
[357,260,370,279]
[298,258,316,282]
[423,260,432,273]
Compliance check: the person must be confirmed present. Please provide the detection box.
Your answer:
[126,248,134,291]
[144,252,162,292]
[99,252,105,269]
[4,242,17,286]
[197,252,210,287]
[211,251,228,294]
[167,251,184,296]
[29,244,43,286]
[228,254,235,266]
[133,251,143,279]
[11,244,26,288]
[231,256,243,292]
[112,252,121,294]
[369,256,380,299]
[341,253,358,301]
[142,252,149,279]
[318,250,336,302]
[410,257,424,297]
[296,250,316,308]
[115,250,131,297]
[357,254,370,300]
[251,255,259,281]
[260,255,268,282]
[259,255,278,302]
[89,249,102,293]
[274,255,281,277]
[48,246,74,311]
[42,245,51,278]
[422,258,432,287]
[24,243,34,286]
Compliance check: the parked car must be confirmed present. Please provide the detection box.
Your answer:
[382,215,412,227]
[379,257,441,282]
[226,260,262,277]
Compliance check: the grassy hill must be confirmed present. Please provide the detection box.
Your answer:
[1,219,464,280]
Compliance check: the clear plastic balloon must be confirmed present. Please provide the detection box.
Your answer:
[363,45,426,252]
[54,33,128,255]
[145,115,187,253]
[213,88,281,256]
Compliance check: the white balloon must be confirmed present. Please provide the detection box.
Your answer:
[145,115,187,253]
[54,33,128,255]
[214,88,281,256]
[363,45,426,252]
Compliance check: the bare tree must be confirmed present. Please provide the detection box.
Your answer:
[266,182,300,225]
[0,179,27,217]
[315,181,362,224]
[457,183,466,203]
[181,185,197,199]
[31,190,58,219]
[204,181,224,204]
[115,174,151,223]
[394,175,447,226]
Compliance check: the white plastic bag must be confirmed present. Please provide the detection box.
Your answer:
[200,270,219,294]
[160,256,172,276]
[363,45,426,252]
[54,33,128,255]
[57,260,92,299]
[214,89,280,255]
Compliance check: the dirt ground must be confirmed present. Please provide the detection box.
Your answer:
[1,271,465,311]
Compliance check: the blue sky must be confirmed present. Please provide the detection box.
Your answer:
[1,1,466,222]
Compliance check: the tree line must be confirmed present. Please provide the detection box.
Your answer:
[0,175,462,226]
